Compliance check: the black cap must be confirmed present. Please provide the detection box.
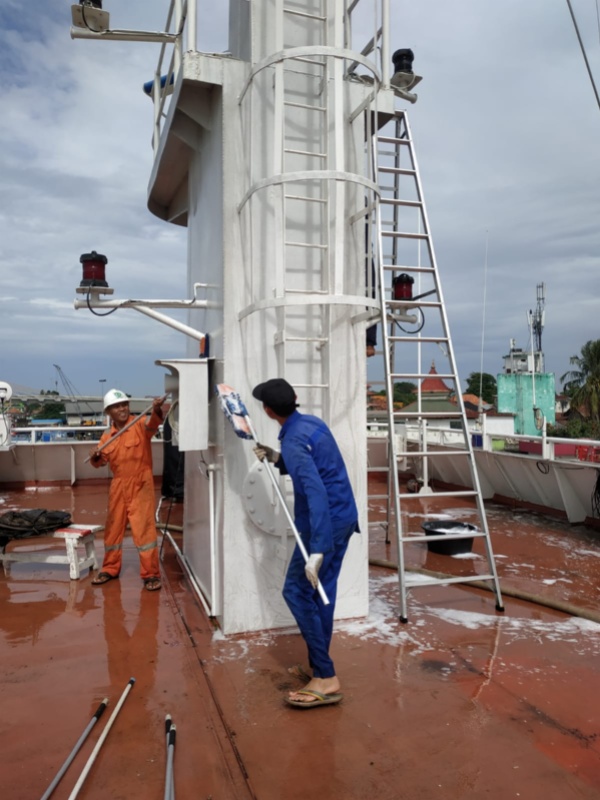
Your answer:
[252,379,298,416]
[80,250,108,264]
[392,48,414,74]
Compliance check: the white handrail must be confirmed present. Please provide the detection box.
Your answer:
[366,419,600,462]
[149,0,195,153]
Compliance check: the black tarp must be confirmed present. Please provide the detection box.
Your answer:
[161,416,184,500]
[0,509,72,549]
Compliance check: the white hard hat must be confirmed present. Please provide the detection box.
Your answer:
[103,388,130,411]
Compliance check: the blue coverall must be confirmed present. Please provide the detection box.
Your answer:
[275,411,359,678]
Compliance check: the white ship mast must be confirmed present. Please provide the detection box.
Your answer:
[71,0,414,633]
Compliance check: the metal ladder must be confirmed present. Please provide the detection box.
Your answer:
[369,110,504,622]
[269,0,334,420]
[244,0,381,422]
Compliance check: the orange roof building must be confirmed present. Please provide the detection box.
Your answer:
[420,361,452,396]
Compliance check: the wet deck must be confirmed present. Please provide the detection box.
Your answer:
[0,480,598,799]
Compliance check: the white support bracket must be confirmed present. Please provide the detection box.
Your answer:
[70,28,178,44]
[74,289,218,344]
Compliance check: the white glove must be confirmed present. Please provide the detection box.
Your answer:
[305,553,324,589]
[253,443,279,463]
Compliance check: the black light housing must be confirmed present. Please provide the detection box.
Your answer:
[80,0,103,8]
[392,49,414,76]
[389,48,420,103]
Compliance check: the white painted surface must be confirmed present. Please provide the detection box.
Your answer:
[147,3,384,632]
[156,359,210,451]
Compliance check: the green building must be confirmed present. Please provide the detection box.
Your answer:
[496,341,555,436]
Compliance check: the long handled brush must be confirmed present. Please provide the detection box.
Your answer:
[215,384,330,605]
[83,401,154,463]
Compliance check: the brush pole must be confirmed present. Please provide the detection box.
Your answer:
[40,699,108,800]
[164,716,175,800]
[84,401,157,463]
[164,725,176,800]
[67,679,135,800]
[244,415,330,605]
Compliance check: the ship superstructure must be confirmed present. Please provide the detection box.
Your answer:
[71,0,413,632]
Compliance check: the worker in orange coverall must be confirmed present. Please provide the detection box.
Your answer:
[89,389,166,591]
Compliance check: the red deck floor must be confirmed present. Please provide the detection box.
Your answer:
[0,480,598,799]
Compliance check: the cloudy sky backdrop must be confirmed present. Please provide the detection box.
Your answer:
[1,0,598,398]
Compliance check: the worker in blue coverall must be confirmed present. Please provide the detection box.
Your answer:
[252,378,359,708]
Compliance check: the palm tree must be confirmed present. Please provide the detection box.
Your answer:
[560,339,600,422]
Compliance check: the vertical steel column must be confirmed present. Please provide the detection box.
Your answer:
[186,0,197,52]
[381,0,390,85]
[173,0,182,75]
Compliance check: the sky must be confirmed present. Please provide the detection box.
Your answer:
[1,0,598,399]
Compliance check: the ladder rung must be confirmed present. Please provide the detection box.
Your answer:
[284,101,327,112]
[397,450,470,458]
[284,7,327,21]
[384,312,436,324]
[379,166,416,176]
[285,241,328,250]
[380,198,422,208]
[378,148,403,157]
[284,194,327,204]
[386,300,442,310]
[285,288,328,294]
[388,336,449,344]
[397,490,479,499]
[285,148,327,159]
[383,265,435,274]
[386,372,456,380]
[287,56,327,67]
[405,574,496,588]
[382,231,429,241]
[389,369,452,379]
[284,336,328,343]
[393,410,462,419]
[386,300,440,310]
[388,377,456,384]
[378,135,411,146]
[402,532,485,543]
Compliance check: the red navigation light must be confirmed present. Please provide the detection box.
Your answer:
[79,251,108,288]
[392,273,414,301]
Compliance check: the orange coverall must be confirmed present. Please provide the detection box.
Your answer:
[92,411,161,580]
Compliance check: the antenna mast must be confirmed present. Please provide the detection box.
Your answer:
[533,283,545,353]
[528,283,545,373]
